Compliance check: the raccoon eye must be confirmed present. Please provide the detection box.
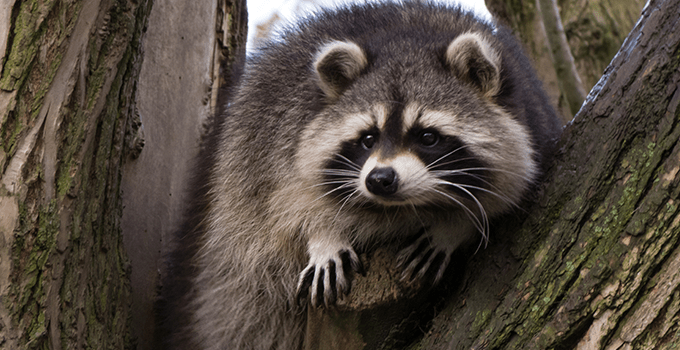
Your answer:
[361,134,376,149]
[419,131,439,146]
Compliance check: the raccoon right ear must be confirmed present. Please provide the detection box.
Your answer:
[445,33,501,98]
[314,41,368,99]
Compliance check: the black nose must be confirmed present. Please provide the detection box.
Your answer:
[366,167,398,196]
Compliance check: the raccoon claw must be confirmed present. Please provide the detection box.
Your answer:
[396,234,452,285]
[296,248,364,308]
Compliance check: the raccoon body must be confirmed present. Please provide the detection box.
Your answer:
[158,2,562,349]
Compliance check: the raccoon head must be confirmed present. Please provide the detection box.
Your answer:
[300,32,536,226]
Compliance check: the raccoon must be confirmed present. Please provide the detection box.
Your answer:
[156,2,562,349]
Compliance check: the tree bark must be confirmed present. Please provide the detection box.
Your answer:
[0,0,152,348]
[120,0,247,348]
[557,0,648,94]
[1,0,247,349]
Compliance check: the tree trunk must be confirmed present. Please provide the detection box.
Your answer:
[415,0,680,347]
[0,0,152,348]
[120,0,246,349]
[1,0,247,349]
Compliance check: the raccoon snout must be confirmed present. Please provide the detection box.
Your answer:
[366,167,399,196]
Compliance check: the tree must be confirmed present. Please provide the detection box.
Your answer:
[119,0,246,348]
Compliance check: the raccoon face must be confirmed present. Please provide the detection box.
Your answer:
[298,32,536,220]
[325,103,488,208]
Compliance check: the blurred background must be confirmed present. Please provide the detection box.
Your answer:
[247,0,493,51]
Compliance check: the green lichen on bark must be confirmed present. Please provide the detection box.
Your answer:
[8,200,58,349]
[54,108,87,199]
[0,0,59,90]
[55,0,152,347]
[2,0,152,347]
[0,0,81,161]
[489,33,680,350]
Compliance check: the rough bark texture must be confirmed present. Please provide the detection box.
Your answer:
[415,0,680,348]
[0,0,152,348]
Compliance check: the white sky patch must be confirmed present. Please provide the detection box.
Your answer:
[246,0,493,51]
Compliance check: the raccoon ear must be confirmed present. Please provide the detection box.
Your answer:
[445,33,501,97]
[314,41,368,99]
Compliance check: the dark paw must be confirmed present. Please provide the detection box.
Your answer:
[296,248,364,308]
[396,234,452,285]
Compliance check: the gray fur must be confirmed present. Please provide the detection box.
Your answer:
[157,2,562,349]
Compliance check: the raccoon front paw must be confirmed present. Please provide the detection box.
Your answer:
[396,233,454,285]
[296,248,365,308]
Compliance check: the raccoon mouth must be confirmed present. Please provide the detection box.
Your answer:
[369,193,414,206]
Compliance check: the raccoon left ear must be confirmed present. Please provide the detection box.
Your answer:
[445,33,501,97]
[314,41,368,99]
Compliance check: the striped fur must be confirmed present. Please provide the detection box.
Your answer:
[157,2,562,349]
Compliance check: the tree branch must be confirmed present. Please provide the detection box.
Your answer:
[536,0,588,116]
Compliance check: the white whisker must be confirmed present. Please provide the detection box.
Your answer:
[310,178,358,186]
[432,167,532,182]
[425,145,468,170]
[427,156,479,170]
[449,182,517,209]
[317,169,361,176]
[432,171,516,207]
[313,182,357,202]
[446,184,489,247]
[330,154,362,172]
[300,178,356,193]
[332,189,360,224]
[433,184,490,249]
[431,189,485,236]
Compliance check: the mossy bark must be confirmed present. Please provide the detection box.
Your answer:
[0,0,152,348]
[2,0,668,348]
